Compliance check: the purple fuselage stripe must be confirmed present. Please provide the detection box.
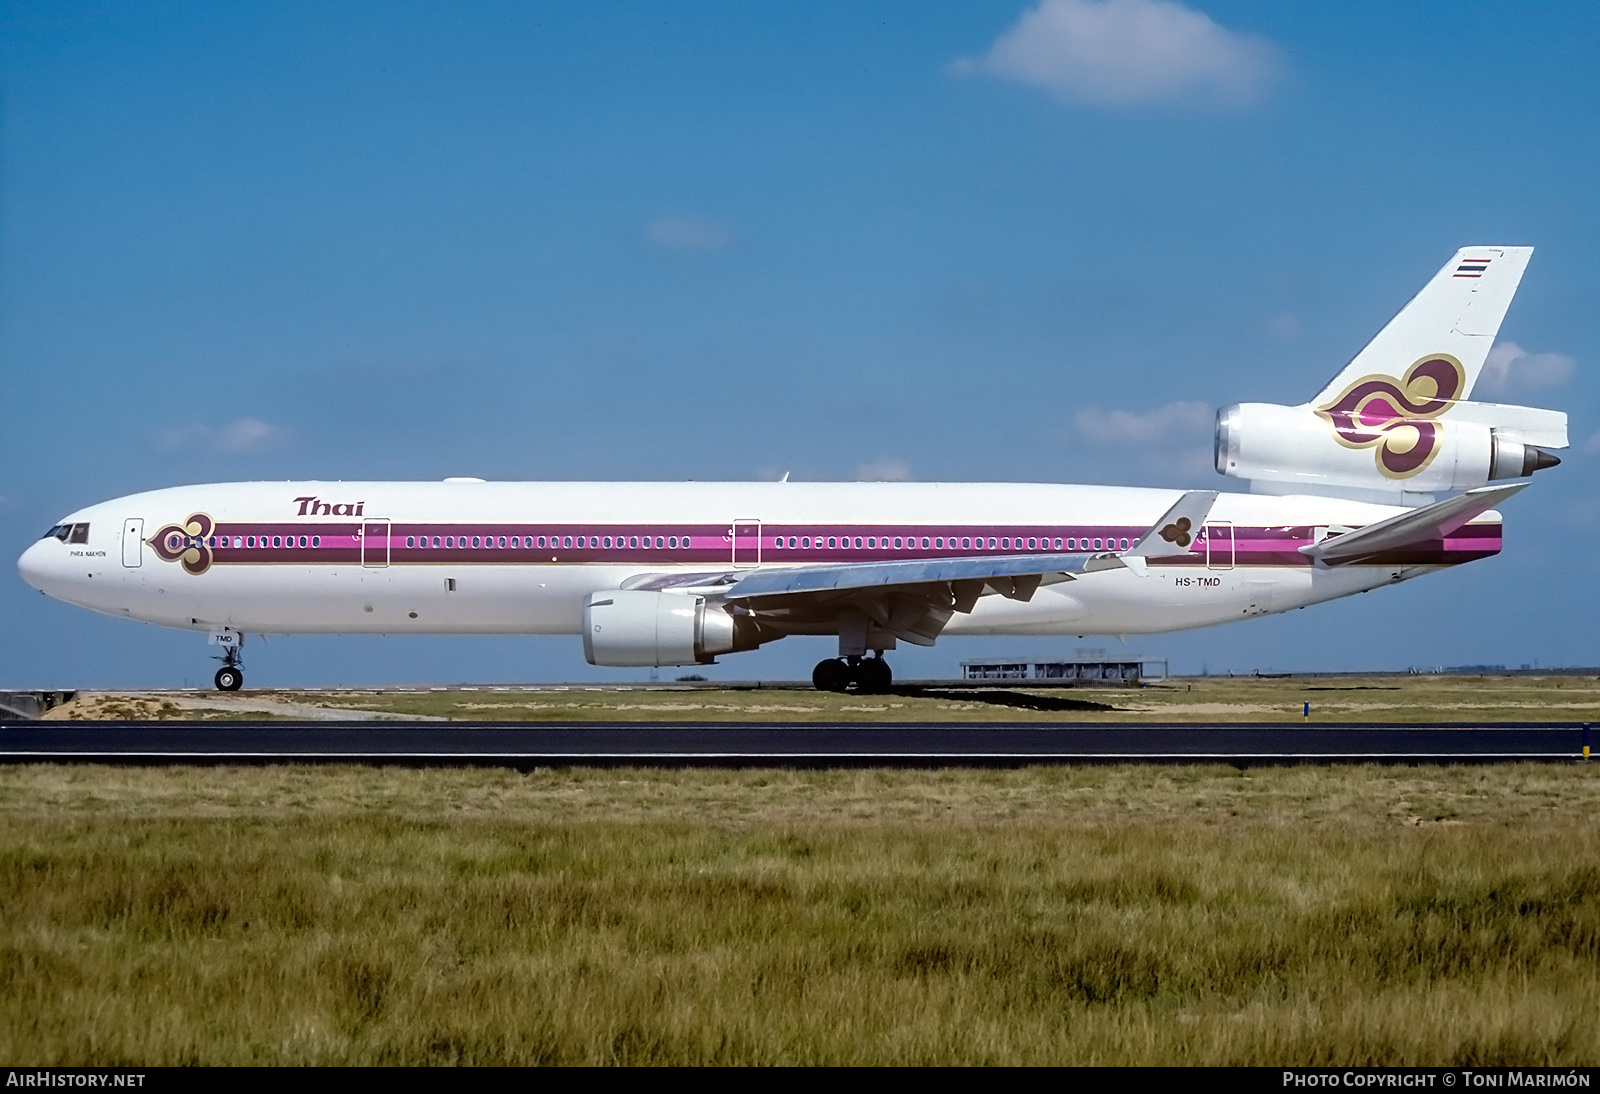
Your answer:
[162,520,1503,569]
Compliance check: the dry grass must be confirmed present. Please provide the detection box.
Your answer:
[2,763,1599,1065]
[48,673,1600,725]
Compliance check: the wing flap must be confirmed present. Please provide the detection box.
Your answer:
[722,552,1091,601]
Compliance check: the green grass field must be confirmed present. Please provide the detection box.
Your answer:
[50,672,1600,724]
[3,762,1598,1065]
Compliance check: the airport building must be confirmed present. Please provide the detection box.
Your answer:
[959,649,1166,685]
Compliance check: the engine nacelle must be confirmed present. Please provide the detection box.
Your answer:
[582,589,741,668]
[1215,402,1562,496]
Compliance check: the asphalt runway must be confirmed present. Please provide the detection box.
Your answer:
[0,719,1590,765]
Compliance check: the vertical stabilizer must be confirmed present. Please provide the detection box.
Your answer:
[1310,246,1532,408]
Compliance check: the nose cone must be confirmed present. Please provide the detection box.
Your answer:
[17,538,55,593]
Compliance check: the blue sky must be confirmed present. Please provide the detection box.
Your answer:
[4,0,1598,687]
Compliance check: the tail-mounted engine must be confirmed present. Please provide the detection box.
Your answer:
[1215,400,1565,498]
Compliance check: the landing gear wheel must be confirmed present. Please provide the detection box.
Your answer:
[812,658,850,693]
[857,657,892,694]
[215,666,243,692]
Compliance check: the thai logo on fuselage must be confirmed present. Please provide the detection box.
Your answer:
[148,513,216,575]
[1315,354,1465,478]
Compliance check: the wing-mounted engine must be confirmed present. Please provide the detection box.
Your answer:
[581,590,764,667]
[1215,398,1565,499]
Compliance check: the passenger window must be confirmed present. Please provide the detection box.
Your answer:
[272,536,282,548]
[893,537,902,549]
[921,537,929,549]
[246,536,255,547]
[935,537,943,549]
[406,536,415,548]
[312,536,320,547]
[497,536,506,548]
[627,536,636,548]
[828,537,837,549]
[802,537,810,548]
[1053,537,1062,550]
[538,536,547,548]
[1093,538,1103,550]
[987,537,996,549]
[298,535,307,547]
[563,536,572,548]
[471,536,480,548]
[446,537,454,548]
[1001,538,1010,549]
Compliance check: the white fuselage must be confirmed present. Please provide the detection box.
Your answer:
[17,479,1502,653]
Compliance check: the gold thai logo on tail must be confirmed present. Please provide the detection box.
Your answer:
[1315,354,1465,478]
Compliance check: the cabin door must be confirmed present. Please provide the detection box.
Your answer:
[1205,522,1234,570]
[731,519,762,568]
[360,519,391,568]
[121,518,143,568]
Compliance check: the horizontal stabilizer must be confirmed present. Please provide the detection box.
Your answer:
[1437,400,1568,449]
[1300,482,1526,565]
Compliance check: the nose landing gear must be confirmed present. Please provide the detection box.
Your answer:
[811,654,893,694]
[213,639,244,691]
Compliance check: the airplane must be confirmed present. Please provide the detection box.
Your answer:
[17,247,1567,693]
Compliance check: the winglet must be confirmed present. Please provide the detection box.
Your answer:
[1128,491,1219,559]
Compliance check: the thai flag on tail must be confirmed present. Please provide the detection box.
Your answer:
[1454,257,1492,278]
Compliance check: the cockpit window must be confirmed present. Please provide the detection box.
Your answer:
[41,523,90,542]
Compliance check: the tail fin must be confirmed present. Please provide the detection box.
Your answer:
[1310,246,1532,408]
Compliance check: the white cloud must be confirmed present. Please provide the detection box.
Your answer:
[152,417,285,455]
[645,216,733,251]
[1071,400,1212,445]
[1480,342,1576,394]
[216,418,280,453]
[856,456,913,482]
[1266,313,1300,340]
[951,0,1282,108]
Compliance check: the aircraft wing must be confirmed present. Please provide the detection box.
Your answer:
[1300,481,1526,565]
[720,552,1090,599]
[626,490,1219,648]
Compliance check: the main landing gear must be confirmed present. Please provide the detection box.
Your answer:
[213,640,244,692]
[812,654,893,694]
